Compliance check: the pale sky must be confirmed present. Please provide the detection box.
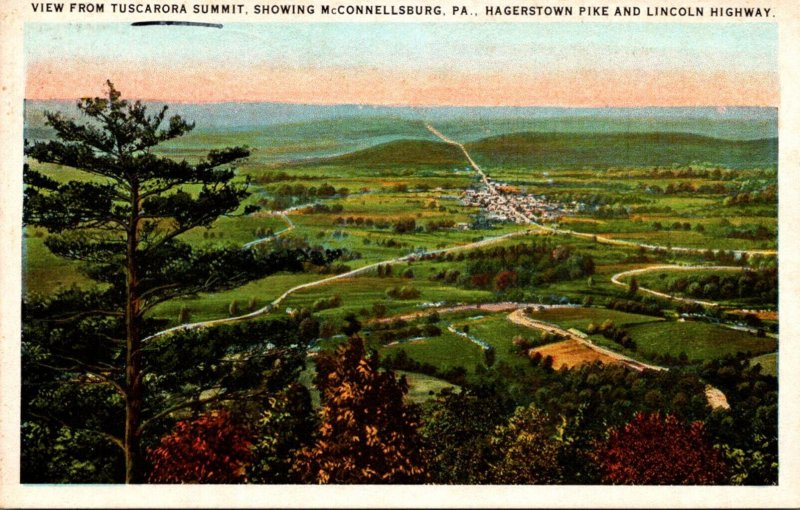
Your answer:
[25,23,779,106]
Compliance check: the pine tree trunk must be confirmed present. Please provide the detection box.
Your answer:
[124,183,143,483]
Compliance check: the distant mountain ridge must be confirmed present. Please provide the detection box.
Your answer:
[25,100,778,141]
[301,139,467,167]
[24,100,778,168]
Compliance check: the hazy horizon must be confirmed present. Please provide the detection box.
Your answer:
[25,23,778,107]
[24,101,779,142]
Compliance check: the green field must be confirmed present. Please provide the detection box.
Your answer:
[24,111,779,387]
[521,306,777,363]
[626,321,776,361]
[23,232,89,295]
[397,371,459,404]
[380,330,484,372]
[526,307,665,330]
[450,313,541,368]
[750,352,778,377]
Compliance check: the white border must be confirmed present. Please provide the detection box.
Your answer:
[2,1,799,507]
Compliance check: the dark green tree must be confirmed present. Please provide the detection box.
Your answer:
[22,82,338,483]
[628,277,639,297]
[422,379,516,483]
[247,383,317,483]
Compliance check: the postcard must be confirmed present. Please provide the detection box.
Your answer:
[1,0,799,507]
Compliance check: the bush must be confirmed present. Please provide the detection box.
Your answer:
[386,286,421,300]
[312,295,342,312]
[372,302,388,318]
[147,411,254,483]
[593,412,728,484]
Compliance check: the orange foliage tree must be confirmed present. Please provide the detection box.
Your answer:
[293,337,427,483]
[594,412,728,485]
[146,410,253,483]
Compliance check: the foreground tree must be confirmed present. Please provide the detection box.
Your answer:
[422,379,515,484]
[593,412,728,484]
[293,337,427,483]
[487,405,563,484]
[23,82,338,482]
[247,383,317,483]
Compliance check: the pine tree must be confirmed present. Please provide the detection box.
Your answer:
[22,82,338,482]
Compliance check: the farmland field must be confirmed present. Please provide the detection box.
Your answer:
[750,352,778,377]
[397,371,459,404]
[529,339,622,369]
[24,109,779,371]
[625,321,776,361]
[380,329,485,371]
[526,307,665,330]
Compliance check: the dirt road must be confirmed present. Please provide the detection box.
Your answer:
[507,309,666,372]
[242,212,294,249]
[426,124,777,258]
[610,264,745,307]
[145,225,541,341]
[371,302,577,324]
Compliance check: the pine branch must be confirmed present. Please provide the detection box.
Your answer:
[28,410,125,452]
[44,309,125,323]
[138,387,269,434]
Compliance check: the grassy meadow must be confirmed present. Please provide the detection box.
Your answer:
[23,109,779,397]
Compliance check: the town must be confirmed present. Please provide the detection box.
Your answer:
[461,174,577,224]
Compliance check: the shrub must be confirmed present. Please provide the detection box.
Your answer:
[386,286,421,300]
[312,295,342,312]
[147,411,253,483]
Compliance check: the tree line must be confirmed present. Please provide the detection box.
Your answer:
[20,83,776,486]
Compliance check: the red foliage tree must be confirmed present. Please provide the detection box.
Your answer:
[594,412,728,485]
[470,273,491,288]
[146,410,253,483]
[493,270,518,292]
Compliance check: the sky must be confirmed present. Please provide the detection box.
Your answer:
[25,23,779,107]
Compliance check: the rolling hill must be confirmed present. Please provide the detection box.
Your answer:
[465,132,778,169]
[306,139,468,167]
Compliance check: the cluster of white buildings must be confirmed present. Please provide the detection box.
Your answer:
[462,180,575,224]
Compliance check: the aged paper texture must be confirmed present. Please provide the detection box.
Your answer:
[2,0,800,506]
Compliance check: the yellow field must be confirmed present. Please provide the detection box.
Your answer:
[530,339,621,369]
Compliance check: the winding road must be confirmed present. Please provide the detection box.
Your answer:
[371,302,576,325]
[145,225,540,341]
[610,264,746,308]
[242,212,294,249]
[148,125,776,355]
[426,124,777,258]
